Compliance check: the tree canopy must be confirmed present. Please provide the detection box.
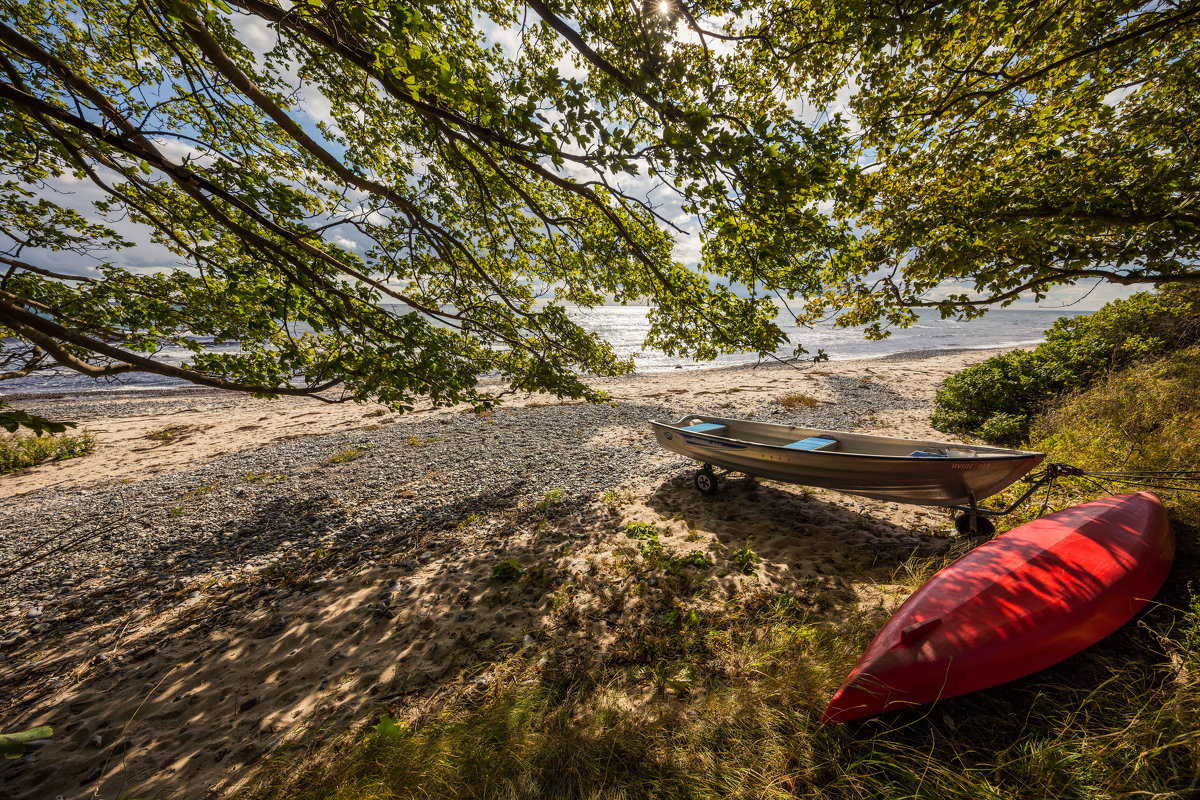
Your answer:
[763,0,1200,330]
[2,0,1197,423]
[0,0,850,418]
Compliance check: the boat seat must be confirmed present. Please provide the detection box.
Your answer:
[783,436,838,451]
[681,422,727,435]
[910,449,949,458]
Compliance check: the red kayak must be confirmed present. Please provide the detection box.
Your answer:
[824,492,1174,723]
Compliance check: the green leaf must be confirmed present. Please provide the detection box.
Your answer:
[373,714,405,741]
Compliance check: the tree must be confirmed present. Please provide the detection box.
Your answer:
[751,0,1200,331]
[0,0,854,424]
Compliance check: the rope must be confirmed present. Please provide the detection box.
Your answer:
[1043,462,1200,494]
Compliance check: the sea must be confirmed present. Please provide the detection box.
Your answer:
[0,306,1082,396]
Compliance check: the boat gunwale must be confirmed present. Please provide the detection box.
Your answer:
[650,415,1044,462]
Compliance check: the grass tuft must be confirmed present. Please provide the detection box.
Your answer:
[777,392,821,410]
[326,444,374,464]
[0,430,95,474]
[623,521,657,540]
[1031,346,1200,526]
[491,559,523,582]
[732,539,758,574]
[146,424,193,440]
[535,487,565,513]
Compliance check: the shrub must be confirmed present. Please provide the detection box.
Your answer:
[933,285,1200,442]
[931,349,1053,443]
[974,412,1031,444]
[0,430,96,474]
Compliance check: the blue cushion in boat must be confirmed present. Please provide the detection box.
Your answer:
[681,423,726,433]
[909,450,948,458]
[784,436,837,451]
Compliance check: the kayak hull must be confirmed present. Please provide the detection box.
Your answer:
[824,492,1174,723]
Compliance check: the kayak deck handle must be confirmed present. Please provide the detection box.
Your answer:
[900,617,942,646]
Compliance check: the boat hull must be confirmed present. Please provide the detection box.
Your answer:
[650,414,1044,507]
[823,492,1174,723]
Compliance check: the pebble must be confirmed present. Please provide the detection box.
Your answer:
[238,696,259,712]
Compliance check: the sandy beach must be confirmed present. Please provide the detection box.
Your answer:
[0,348,1019,799]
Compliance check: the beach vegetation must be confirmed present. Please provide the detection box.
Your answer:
[777,392,820,410]
[1029,346,1200,527]
[146,425,193,441]
[732,540,758,574]
[534,488,565,514]
[623,521,658,540]
[674,550,714,570]
[600,488,635,511]
[243,574,1200,799]
[0,430,95,474]
[490,560,523,582]
[933,286,1200,443]
[325,445,373,464]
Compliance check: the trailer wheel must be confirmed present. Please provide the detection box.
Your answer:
[694,467,718,495]
[954,513,996,537]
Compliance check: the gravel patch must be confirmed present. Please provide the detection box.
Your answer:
[0,373,919,638]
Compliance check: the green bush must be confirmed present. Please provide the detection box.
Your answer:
[974,411,1031,444]
[931,349,1053,443]
[0,430,96,474]
[932,285,1200,443]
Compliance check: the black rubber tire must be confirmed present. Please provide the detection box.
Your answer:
[694,467,718,495]
[954,513,997,537]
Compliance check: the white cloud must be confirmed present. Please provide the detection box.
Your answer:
[331,233,358,250]
[229,11,278,58]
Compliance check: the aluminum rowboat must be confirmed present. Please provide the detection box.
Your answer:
[650,414,1045,507]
